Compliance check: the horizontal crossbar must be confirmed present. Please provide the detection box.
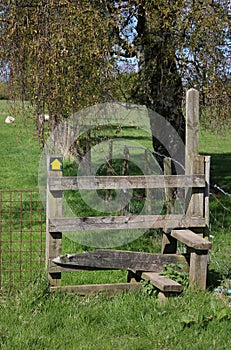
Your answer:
[48,175,205,191]
[50,283,143,295]
[49,215,206,232]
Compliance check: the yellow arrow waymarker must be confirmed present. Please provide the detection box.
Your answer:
[50,157,63,171]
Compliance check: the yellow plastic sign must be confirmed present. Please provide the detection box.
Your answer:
[50,157,63,171]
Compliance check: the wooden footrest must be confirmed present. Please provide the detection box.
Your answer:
[171,229,212,250]
[142,272,182,293]
[50,283,143,295]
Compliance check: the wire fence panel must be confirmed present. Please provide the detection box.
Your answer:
[0,190,46,292]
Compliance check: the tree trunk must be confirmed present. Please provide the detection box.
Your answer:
[134,1,185,173]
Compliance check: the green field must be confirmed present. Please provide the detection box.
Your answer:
[0,100,230,350]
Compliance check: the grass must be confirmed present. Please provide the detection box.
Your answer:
[0,101,41,189]
[1,276,230,350]
[199,130,231,193]
[0,100,230,349]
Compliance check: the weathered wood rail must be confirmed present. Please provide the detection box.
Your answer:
[46,88,212,296]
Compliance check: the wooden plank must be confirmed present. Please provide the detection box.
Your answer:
[52,250,189,272]
[50,283,143,295]
[48,175,205,191]
[171,230,212,250]
[189,252,208,290]
[46,157,63,286]
[162,158,177,253]
[187,156,205,217]
[185,89,205,221]
[142,272,182,292]
[49,215,206,232]
[185,88,199,170]
[204,156,211,227]
[144,150,153,215]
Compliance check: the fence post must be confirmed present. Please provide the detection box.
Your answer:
[204,155,211,228]
[46,156,63,286]
[105,139,113,201]
[144,149,152,215]
[122,145,129,176]
[161,158,177,254]
[185,89,208,290]
[120,145,130,215]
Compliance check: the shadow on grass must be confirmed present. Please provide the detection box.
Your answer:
[206,153,231,193]
[207,269,226,289]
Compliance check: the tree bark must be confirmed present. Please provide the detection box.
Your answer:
[134,1,185,172]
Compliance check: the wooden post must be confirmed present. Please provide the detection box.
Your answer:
[81,130,91,175]
[106,139,113,201]
[204,156,211,229]
[144,149,152,215]
[121,146,130,215]
[122,145,129,176]
[185,89,208,290]
[185,88,199,172]
[189,250,208,290]
[185,89,203,218]
[46,156,63,287]
[161,158,177,254]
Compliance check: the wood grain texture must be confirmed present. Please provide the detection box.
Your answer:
[171,230,212,250]
[189,252,208,290]
[46,157,63,286]
[48,174,205,191]
[49,215,206,232]
[142,272,183,292]
[50,283,143,295]
[52,250,189,272]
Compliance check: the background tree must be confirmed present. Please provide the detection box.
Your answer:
[108,0,230,166]
[0,0,230,156]
[0,0,118,145]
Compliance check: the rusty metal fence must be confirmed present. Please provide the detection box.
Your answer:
[0,190,46,292]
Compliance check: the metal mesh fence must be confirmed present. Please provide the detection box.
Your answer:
[0,190,46,292]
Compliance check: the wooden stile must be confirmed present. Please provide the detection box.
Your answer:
[46,89,212,294]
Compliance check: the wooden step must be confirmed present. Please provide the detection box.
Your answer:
[52,250,188,272]
[141,272,182,293]
[50,283,142,295]
[171,229,212,250]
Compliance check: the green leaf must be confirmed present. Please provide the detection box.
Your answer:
[216,308,231,321]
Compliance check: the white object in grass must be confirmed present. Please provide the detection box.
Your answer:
[5,116,15,123]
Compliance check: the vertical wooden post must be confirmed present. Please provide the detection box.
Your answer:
[185,89,208,290]
[161,158,177,254]
[122,145,129,176]
[144,149,152,215]
[185,88,199,173]
[204,156,211,229]
[189,250,208,290]
[81,130,91,175]
[106,139,113,201]
[121,146,130,215]
[46,156,63,287]
[185,89,204,218]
